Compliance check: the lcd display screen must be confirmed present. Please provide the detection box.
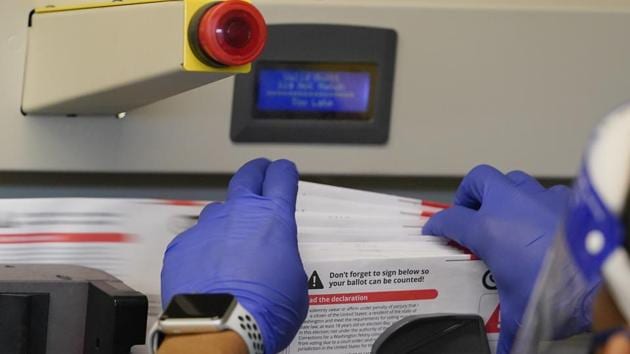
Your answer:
[254,62,376,120]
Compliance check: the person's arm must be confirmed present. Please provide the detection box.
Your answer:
[160,158,309,354]
[158,332,247,354]
[599,332,630,354]
[423,165,573,354]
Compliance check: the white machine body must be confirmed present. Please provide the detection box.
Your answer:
[2,0,630,175]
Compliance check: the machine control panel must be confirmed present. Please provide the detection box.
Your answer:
[231,24,397,144]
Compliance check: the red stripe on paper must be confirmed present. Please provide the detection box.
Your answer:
[309,289,438,306]
[0,233,130,244]
[420,210,436,217]
[158,200,206,207]
[422,200,451,209]
[446,241,480,260]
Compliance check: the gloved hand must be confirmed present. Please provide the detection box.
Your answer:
[423,165,572,354]
[161,158,309,354]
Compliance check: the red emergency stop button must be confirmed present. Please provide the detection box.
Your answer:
[190,0,267,67]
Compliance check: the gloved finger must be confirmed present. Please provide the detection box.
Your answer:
[454,164,510,210]
[496,321,516,354]
[199,201,223,220]
[227,158,271,200]
[263,159,299,211]
[506,170,545,193]
[422,205,483,256]
[547,185,572,210]
[548,184,571,195]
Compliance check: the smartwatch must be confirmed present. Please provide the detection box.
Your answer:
[149,294,264,354]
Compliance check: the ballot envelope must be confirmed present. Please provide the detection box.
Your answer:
[0,182,499,354]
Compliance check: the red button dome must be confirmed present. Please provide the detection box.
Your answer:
[195,1,267,66]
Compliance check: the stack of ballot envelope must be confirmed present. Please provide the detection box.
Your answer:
[296,181,464,253]
[0,182,499,354]
[284,182,499,354]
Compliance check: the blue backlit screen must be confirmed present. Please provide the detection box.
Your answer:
[256,68,372,114]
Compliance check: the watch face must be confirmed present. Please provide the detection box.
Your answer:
[161,294,236,320]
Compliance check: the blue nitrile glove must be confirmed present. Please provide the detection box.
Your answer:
[161,158,309,354]
[423,165,573,354]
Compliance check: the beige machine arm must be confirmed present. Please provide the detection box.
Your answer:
[21,0,266,117]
